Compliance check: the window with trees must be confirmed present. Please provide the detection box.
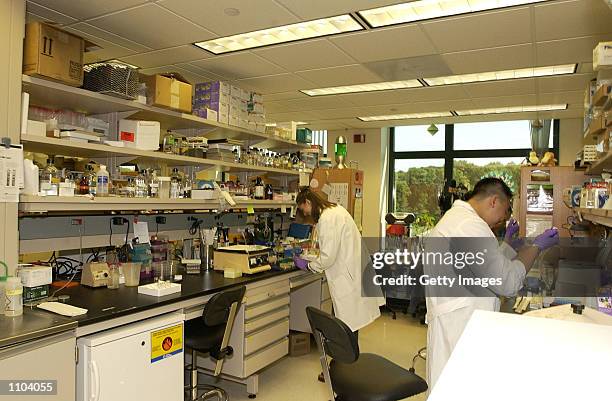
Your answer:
[389,121,559,235]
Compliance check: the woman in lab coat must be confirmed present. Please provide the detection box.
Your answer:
[293,187,384,333]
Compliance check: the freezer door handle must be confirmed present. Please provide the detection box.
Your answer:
[89,361,100,401]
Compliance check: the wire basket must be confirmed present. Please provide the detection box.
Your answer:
[83,62,139,100]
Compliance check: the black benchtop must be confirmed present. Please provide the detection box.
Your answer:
[0,268,297,349]
[47,268,295,327]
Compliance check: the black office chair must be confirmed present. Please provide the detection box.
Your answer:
[185,286,246,401]
[306,307,428,401]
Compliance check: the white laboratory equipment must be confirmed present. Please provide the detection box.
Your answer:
[77,313,184,401]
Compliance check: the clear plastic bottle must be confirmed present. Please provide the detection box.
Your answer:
[96,165,110,196]
[40,157,59,196]
[134,173,148,198]
[170,168,182,199]
[4,277,23,317]
[163,131,175,154]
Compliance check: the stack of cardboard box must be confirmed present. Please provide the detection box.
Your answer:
[248,92,266,133]
[193,81,231,123]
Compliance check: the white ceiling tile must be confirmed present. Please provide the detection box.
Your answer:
[330,24,437,63]
[536,35,612,65]
[469,94,538,108]
[279,95,358,111]
[579,63,594,74]
[463,78,537,98]
[275,0,407,20]
[83,45,138,64]
[534,0,612,42]
[174,63,225,81]
[26,1,77,25]
[409,100,472,113]
[235,73,314,93]
[190,53,287,80]
[87,4,216,49]
[121,46,211,69]
[537,73,594,93]
[31,0,147,20]
[265,101,293,113]
[265,110,321,121]
[442,44,535,75]
[65,23,151,52]
[253,39,356,72]
[538,90,584,104]
[263,91,307,101]
[421,7,532,53]
[295,64,382,86]
[158,0,299,36]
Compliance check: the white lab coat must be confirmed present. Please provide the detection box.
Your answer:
[424,200,526,391]
[305,205,384,331]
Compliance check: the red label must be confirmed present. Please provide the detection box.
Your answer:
[120,131,135,142]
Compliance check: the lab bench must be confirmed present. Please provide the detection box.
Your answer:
[0,268,325,400]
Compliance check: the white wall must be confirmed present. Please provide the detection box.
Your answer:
[326,128,389,238]
[558,118,587,166]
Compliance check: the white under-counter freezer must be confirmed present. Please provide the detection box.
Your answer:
[76,313,184,401]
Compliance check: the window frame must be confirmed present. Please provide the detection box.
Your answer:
[388,119,560,213]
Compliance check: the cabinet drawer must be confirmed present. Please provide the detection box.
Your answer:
[245,307,289,334]
[244,283,289,306]
[321,281,331,301]
[244,338,288,377]
[245,319,289,356]
[321,299,333,315]
[245,295,289,320]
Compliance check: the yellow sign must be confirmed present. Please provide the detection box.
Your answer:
[151,323,183,363]
[247,206,255,214]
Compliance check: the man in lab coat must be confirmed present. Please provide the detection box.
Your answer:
[424,177,559,390]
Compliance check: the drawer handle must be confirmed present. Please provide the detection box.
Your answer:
[267,292,276,297]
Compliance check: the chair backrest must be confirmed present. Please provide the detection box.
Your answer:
[306,306,359,364]
[202,285,246,327]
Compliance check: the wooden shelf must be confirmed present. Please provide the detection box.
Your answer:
[585,151,612,175]
[22,75,308,150]
[19,195,293,213]
[577,207,612,228]
[20,135,300,176]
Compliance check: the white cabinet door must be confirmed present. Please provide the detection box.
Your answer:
[86,324,183,401]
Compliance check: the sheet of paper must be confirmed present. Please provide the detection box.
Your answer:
[247,205,255,214]
[0,144,24,202]
[328,183,349,210]
[281,205,287,213]
[133,221,150,244]
[321,183,332,196]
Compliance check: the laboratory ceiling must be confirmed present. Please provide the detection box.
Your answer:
[25,0,612,129]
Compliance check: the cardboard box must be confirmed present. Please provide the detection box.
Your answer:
[255,123,266,133]
[310,168,364,226]
[228,115,241,127]
[277,121,298,141]
[194,108,218,122]
[195,81,230,95]
[289,332,311,357]
[23,22,84,86]
[218,111,229,125]
[119,119,161,150]
[142,73,192,113]
[594,41,612,71]
[593,84,612,107]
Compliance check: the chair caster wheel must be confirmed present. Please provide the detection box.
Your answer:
[248,394,256,399]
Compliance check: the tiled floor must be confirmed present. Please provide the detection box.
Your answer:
[195,312,428,401]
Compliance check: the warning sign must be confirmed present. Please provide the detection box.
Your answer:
[151,323,183,363]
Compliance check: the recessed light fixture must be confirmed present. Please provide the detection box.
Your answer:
[424,64,577,86]
[301,63,576,96]
[302,80,423,96]
[265,121,308,127]
[224,7,240,16]
[194,15,363,54]
[359,0,551,27]
[454,104,568,116]
[358,111,453,121]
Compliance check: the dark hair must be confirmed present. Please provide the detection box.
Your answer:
[296,187,336,223]
[466,177,513,201]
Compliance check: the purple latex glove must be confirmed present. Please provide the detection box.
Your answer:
[533,228,560,251]
[293,255,309,271]
[509,237,525,251]
[504,218,519,243]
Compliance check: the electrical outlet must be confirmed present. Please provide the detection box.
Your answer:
[112,217,126,225]
[155,216,166,225]
[71,218,83,225]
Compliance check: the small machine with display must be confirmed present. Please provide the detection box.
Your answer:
[213,245,272,274]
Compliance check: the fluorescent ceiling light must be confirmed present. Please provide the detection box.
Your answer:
[358,111,452,121]
[265,121,308,126]
[194,15,363,54]
[302,80,423,96]
[359,0,550,27]
[424,64,576,86]
[455,104,568,116]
